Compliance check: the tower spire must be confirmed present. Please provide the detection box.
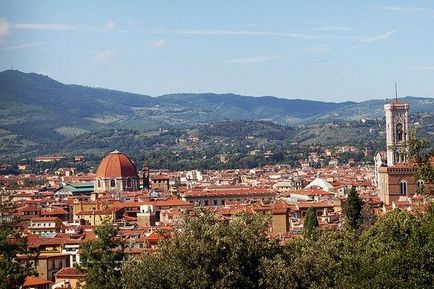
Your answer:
[395,82,398,100]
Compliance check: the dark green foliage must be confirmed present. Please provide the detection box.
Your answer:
[260,229,359,289]
[86,205,434,289]
[303,207,319,238]
[198,120,294,140]
[122,210,280,289]
[343,187,363,231]
[262,206,434,289]
[79,221,124,289]
[353,208,434,289]
[407,129,434,194]
[0,221,33,289]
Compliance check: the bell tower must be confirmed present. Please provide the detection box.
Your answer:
[384,88,409,166]
[142,161,150,190]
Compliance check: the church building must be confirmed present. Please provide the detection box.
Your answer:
[377,99,424,205]
[92,150,140,200]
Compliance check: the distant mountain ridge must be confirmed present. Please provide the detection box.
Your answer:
[0,69,433,159]
[0,69,354,132]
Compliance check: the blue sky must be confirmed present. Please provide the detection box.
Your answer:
[1,0,434,101]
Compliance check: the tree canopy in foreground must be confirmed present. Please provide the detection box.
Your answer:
[117,206,434,289]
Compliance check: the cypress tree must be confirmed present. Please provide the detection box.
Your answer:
[343,187,363,231]
[303,207,319,238]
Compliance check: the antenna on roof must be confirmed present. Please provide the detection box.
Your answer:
[394,82,398,100]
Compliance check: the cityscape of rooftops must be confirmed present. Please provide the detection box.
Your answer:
[0,2,433,289]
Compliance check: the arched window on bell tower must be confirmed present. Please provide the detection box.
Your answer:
[396,123,403,142]
[400,180,407,195]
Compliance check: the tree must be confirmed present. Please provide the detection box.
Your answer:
[262,207,434,289]
[79,220,124,289]
[122,209,281,289]
[406,128,434,194]
[356,208,434,289]
[303,207,319,239]
[0,220,33,289]
[260,229,360,289]
[343,187,363,232]
[360,200,377,231]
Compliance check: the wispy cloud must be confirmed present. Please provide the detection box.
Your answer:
[12,23,76,31]
[334,30,397,55]
[1,42,46,50]
[146,39,169,48]
[314,26,352,32]
[0,18,10,40]
[123,28,399,45]
[381,6,434,16]
[407,65,434,70]
[224,55,282,64]
[122,28,327,40]
[92,49,116,64]
[176,29,322,40]
[360,30,396,42]
[2,18,117,34]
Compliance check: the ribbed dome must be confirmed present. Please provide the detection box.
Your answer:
[95,150,138,178]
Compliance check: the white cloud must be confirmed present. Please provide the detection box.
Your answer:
[360,30,396,42]
[146,39,168,48]
[12,23,75,30]
[407,65,434,71]
[0,18,10,40]
[1,42,46,50]
[224,55,282,64]
[177,29,323,40]
[104,20,115,30]
[92,50,116,64]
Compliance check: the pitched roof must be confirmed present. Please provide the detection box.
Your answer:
[55,267,87,278]
[30,216,61,222]
[22,276,52,287]
[305,176,334,191]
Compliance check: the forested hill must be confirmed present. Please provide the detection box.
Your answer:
[0,70,353,132]
[1,69,433,160]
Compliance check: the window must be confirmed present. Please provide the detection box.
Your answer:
[396,123,403,142]
[97,180,101,188]
[213,200,218,206]
[110,179,116,187]
[417,180,425,192]
[400,180,407,195]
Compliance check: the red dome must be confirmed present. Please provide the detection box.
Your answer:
[95,150,138,178]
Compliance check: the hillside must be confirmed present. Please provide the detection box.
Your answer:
[32,120,382,171]
[0,69,433,161]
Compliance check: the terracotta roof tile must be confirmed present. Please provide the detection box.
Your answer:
[55,267,87,278]
[22,276,52,287]
[95,150,138,178]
